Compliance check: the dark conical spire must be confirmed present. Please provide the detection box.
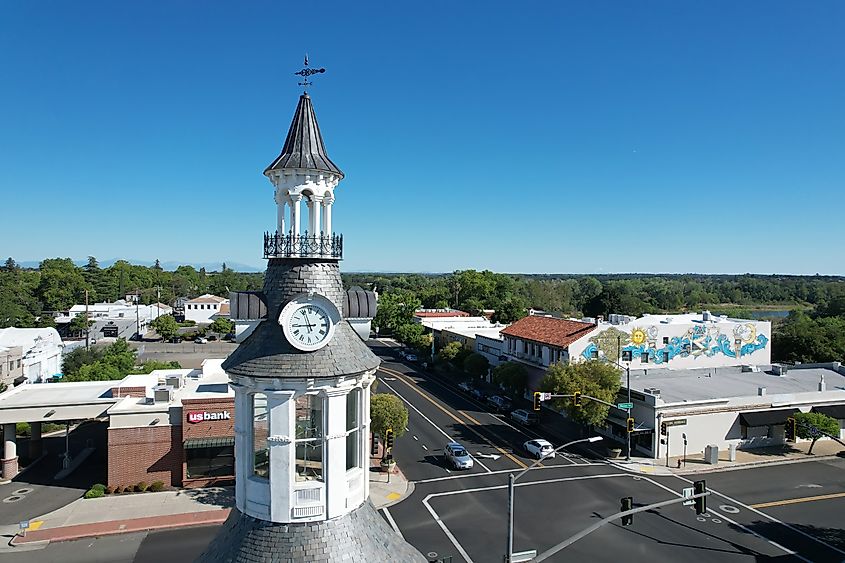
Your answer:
[264,93,344,177]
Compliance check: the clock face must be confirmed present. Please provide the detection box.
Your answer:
[288,304,331,348]
[279,294,340,352]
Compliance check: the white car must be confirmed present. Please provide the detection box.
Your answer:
[444,442,474,470]
[524,439,556,459]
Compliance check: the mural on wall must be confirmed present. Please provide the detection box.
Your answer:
[581,323,768,365]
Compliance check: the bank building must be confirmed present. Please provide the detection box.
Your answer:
[198,65,425,561]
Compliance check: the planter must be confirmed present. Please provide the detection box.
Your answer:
[607,447,623,459]
[380,459,396,472]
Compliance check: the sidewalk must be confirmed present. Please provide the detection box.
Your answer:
[606,439,845,476]
[3,464,412,550]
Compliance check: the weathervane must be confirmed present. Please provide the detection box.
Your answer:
[294,54,325,91]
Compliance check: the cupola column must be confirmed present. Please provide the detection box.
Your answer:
[274,189,287,234]
[308,196,322,235]
[290,194,303,237]
[322,195,333,235]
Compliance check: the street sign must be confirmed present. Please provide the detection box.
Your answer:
[541,392,552,401]
[617,402,633,410]
[682,487,695,506]
[664,418,687,428]
[19,520,29,531]
[511,549,538,562]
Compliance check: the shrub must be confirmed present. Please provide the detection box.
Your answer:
[114,485,125,494]
[136,481,149,492]
[84,488,104,499]
[91,483,106,492]
[105,486,114,494]
[149,480,165,492]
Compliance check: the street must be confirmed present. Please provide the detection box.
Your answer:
[4,339,845,562]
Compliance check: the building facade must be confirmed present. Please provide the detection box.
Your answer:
[0,327,64,383]
[184,294,229,325]
[0,346,23,388]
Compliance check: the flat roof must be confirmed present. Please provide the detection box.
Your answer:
[0,380,116,409]
[627,365,845,403]
[442,325,505,340]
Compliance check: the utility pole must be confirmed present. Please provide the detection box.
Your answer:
[135,294,140,340]
[156,286,161,320]
[84,289,90,350]
[617,335,633,462]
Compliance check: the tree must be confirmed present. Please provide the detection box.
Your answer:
[209,317,234,335]
[437,341,463,364]
[373,290,421,333]
[370,393,409,459]
[463,353,490,380]
[137,360,182,373]
[492,298,526,324]
[793,411,840,455]
[540,361,622,426]
[774,312,845,363]
[69,314,93,337]
[3,257,18,272]
[492,362,528,395]
[151,314,180,340]
[394,322,429,351]
[62,347,103,378]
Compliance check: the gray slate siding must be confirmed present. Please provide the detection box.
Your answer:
[222,259,380,379]
[196,502,427,562]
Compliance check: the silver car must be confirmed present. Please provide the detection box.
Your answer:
[444,442,474,470]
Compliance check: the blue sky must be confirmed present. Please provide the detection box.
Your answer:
[2,2,843,274]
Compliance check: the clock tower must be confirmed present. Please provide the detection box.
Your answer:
[199,71,424,561]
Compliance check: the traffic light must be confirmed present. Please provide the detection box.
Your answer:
[371,433,379,456]
[785,417,797,442]
[693,480,706,515]
[533,392,541,411]
[573,391,582,408]
[620,496,633,526]
[626,417,635,433]
[385,428,394,450]
[660,421,667,435]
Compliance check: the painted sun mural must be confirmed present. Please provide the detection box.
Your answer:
[582,322,768,364]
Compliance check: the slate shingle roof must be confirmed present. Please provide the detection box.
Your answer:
[264,94,343,177]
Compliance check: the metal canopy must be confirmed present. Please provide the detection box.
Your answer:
[739,408,798,427]
[184,436,235,449]
[812,404,845,420]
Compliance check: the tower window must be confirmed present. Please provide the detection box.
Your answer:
[295,394,324,482]
[346,389,361,471]
[253,393,269,479]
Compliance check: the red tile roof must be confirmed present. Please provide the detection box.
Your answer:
[501,316,595,348]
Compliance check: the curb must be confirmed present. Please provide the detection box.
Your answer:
[10,508,230,546]
[605,452,842,476]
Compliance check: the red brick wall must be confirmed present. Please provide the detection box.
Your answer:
[181,397,235,487]
[108,425,183,488]
[110,386,146,398]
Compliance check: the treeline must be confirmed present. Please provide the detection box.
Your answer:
[343,271,845,319]
[0,257,262,328]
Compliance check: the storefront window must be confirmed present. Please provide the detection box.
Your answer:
[186,439,235,479]
[295,394,323,482]
[253,393,269,478]
[346,389,360,471]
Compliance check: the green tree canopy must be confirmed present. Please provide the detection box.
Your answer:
[209,317,235,335]
[68,314,93,336]
[151,314,181,340]
[540,361,622,426]
[492,298,526,324]
[492,361,527,395]
[793,411,841,455]
[370,393,409,458]
[437,341,464,364]
[373,290,421,333]
[463,353,490,380]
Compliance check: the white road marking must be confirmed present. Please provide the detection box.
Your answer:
[379,378,491,473]
[415,463,608,484]
[673,474,845,559]
[381,507,403,538]
[422,444,428,451]
[424,495,474,563]
[413,435,418,441]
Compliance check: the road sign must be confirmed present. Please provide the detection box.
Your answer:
[541,392,552,401]
[664,418,687,427]
[511,549,538,562]
[617,402,633,410]
[19,520,29,531]
[682,487,695,506]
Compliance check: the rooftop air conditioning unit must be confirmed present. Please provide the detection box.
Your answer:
[165,374,183,389]
[644,387,661,397]
[153,385,173,403]
[772,364,788,376]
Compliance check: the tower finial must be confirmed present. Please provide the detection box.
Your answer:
[294,55,325,92]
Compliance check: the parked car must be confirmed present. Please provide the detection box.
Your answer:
[469,388,487,401]
[207,335,218,341]
[457,381,472,393]
[524,439,556,459]
[486,395,513,412]
[195,336,208,344]
[510,409,539,426]
[444,442,474,470]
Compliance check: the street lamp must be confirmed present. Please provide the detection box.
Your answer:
[506,436,603,562]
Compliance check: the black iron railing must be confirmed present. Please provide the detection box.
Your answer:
[263,231,343,259]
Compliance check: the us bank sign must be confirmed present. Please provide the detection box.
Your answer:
[187,410,231,423]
